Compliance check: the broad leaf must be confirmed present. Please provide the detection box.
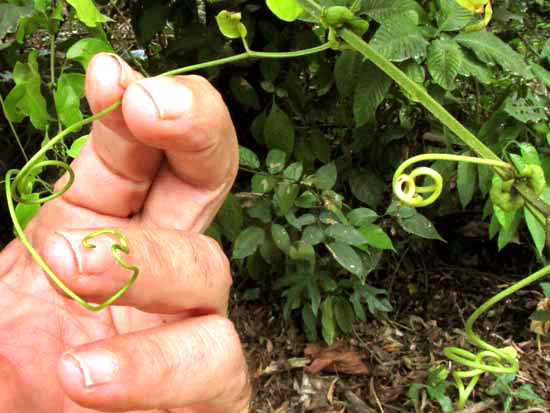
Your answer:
[66,37,114,69]
[266,0,304,22]
[457,152,477,208]
[353,62,392,125]
[334,297,355,334]
[325,224,368,246]
[239,146,260,169]
[396,206,445,241]
[370,16,428,62]
[271,223,291,253]
[274,181,299,215]
[321,297,336,345]
[359,224,395,250]
[266,149,287,174]
[232,226,266,259]
[65,0,110,27]
[54,72,86,128]
[0,4,33,40]
[362,0,424,24]
[524,207,545,257]
[325,241,364,276]
[437,0,475,32]
[427,39,462,90]
[313,162,337,190]
[215,11,247,39]
[264,102,295,156]
[217,193,243,241]
[67,135,88,159]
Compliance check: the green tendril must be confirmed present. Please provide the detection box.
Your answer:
[392,153,512,207]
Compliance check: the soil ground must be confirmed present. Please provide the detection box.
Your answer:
[233,218,550,413]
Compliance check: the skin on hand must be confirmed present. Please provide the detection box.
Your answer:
[0,53,250,413]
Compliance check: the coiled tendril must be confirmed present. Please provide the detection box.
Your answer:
[392,154,550,409]
[4,101,139,312]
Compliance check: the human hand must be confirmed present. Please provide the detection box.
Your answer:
[0,53,250,412]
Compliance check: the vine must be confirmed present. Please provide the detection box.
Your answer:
[3,1,550,408]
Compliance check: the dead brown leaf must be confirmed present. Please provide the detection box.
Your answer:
[304,342,369,375]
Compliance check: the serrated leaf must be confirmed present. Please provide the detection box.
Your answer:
[362,0,424,24]
[54,73,86,128]
[232,226,266,259]
[353,62,392,126]
[370,16,428,62]
[397,207,445,241]
[325,224,368,245]
[326,241,364,276]
[65,0,110,27]
[266,0,304,22]
[66,37,114,69]
[67,135,88,159]
[239,146,260,169]
[271,223,290,253]
[427,39,462,90]
[457,152,477,208]
[313,162,337,190]
[321,297,336,345]
[359,224,395,250]
[334,297,355,334]
[264,102,295,156]
[455,31,532,79]
[437,0,475,31]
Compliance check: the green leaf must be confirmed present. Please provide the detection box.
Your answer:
[274,181,300,215]
[529,310,550,322]
[519,143,541,166]
[230,76,258,109]
[313,162,337,190]
[334,297,355,334]
[302,305,318,342]
[497,209,521,251]
[266,149,287,174]
[353,62,392,126]
[295,191,319,208]
[217,193,243,241]
[349,168,385,208]
[266,0,304,22]
[457,152,477,208]
[359,224,395,250]
[334,50,362,98]
[362,0,424,24]
[264,102,295,156]
[513,384,545,403]
[325,224,368,246]
[455,31,532,79]
[239,146,260,169]
[397,206,445,241]
[541,283,550,298]
[246,199,272,224]
[306,277,321,316]
[321,297,336,345]
[309,129,331,164]
[523,208,546,256]
[502,94,547,124]
[357,284,393,313]
[283,162,303,181]
[369,16,428,62]
[54,72,86,128]
[232,226,266,259]
[14,201,40,232]
[215,11,247,39]
[271,223,291,253]
[348,208,378,226]
[251,174,275,193]
[427,39,462,90]
[65,0,110,27]
[325,241,364,276]
[0,4,34,40]
[302,225,325,245]
[66,37,114,69]
[437,0,475,32]
[289,241,316,270]
[67,135,88,159]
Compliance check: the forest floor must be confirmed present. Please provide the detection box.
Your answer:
[233,216,550,413]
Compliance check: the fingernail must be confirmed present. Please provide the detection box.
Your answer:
[103,53,133,88]
[136,77,193,120]
[55,231,83,273]
[63,350,119,387]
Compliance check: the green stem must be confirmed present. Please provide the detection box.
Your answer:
[0,93,28,162]
[338,29,505,169]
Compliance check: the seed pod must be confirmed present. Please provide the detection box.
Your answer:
[323,6,354,27]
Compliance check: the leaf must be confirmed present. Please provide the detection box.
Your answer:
[274,181,299,215]
[334,297,355,334]
[357,284,393,313]
[0,4,33,40]
[397,206,445,241]
[230,75,258,109]
[266,149,287,174]
[359,224,395,250]
[54,72,86,128]
[266,0,304,22]
[283,162,303,181]
[513,384,545,403]
[321,297,336,345]
[65,0,110,27]
[296,191,319,208]
[264,102,295,156]
[251,174,275,193]
[271,223,291,253]
[455,31,532,79]
[239,146,260,169]
[246,199,272,224]
[302,305,318,342]
[542,283,550,298]
[369,16,429,62]
[437,0,475,32]
[66,37,114,69]
[302,225,325,245]
[67,135,88,159]
[334,50,362,98]
[503,95,547,124]
[325,224,368,246]
[348,208,379,226]
[232,226,266,259]
[215,11,247,39]
[313,162,337,190]
[325,241,364,277]
[427,39,462,90]
[497,209,521,251]
[457,152,478,208]
[217,193,243,241]
[14,202,40,232]
[362,0,424,24]
[353,62,392,126]
[348,168,385,208]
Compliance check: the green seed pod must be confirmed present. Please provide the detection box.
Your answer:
[349,17,370,36]
[520,164,546,196]
[490,176,524,212]
[323,6,354,27]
